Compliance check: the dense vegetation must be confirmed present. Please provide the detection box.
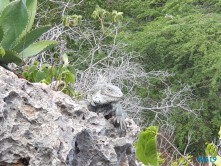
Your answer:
[94,0,221,156]
[2,0,221,165]
[116,0,221,155]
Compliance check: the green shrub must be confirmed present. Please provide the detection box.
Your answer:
[0,0,58,66]
[23,60,75,96]
[121,2,221,154]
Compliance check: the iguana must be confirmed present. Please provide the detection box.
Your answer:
[87,75,127,129]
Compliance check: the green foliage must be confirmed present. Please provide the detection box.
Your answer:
[91,5,123,28]
[19,41,58,59]
[204,127,221,166]
[205,143,218,157]
[0,0,29,49]
[91,5,123,22]
[0,0,58,65]
[219,126,221,139]
[64,7,123,70]
[135,126,159,166]
[171,155,192,166]
[31,0,221,158]
[169,110,213,154]
[114,0,221,155]
[0,45,5,56]
[23,61,52,83]
[13,26,51,53]
[0,0,10,13]
[63,15,82,27]
[23,60,76,96]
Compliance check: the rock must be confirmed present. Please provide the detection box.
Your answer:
[0,66,140,166]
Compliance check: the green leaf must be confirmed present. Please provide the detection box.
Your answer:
[40,79,50,85]
[41,66,52,83]
[28,65,38,73]
[0,26,3,43]
[67,66,75,74]
[0,0,10,13]
[15,0,38,44]
[22,71,29,78]
[33,61,39,66]
[62,85,76,97]
[0,50,22,65]
[63,71,75,84]
[13,26,51,52]
[0,0,29,49]
[136,126,159,166]
[62,53,69,66]
[218,126,221,139]
[205,143,218,157]
[19,41,58,59]
[0,45,5,56]
[35,71,48,82]
[25,0,37,32]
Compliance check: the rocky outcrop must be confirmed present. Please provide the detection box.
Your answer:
[0,66,140,166]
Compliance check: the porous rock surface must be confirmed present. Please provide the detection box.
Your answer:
[0,66,140,166]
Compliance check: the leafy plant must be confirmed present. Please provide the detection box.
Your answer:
[205,143,218,157]
[63,14,82,27]
[204,126,221,166]
[23,59,75,96]
[171,155,192,166]
[0,0,58,65]
[91,5,123,29]
[135,126,159,166]
[116,0,221,155]
[219,126,221,139]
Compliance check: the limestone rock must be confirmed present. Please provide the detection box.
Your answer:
[0,67,140,166]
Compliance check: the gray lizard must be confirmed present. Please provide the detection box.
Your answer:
[87,76,127,129]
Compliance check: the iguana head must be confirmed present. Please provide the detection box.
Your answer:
[90,82,123,105]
